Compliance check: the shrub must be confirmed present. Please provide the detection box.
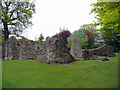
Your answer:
[85,29,100,49]
[58,30,71,44]
[67,29,88,49]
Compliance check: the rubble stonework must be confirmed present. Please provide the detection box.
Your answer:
[70,36,83,60]
[3,37,19,60]
[2,35,116,63]
[82,44,116,60]
[18,39,36,60]
[37,35,75,64]
[3,37,36,60]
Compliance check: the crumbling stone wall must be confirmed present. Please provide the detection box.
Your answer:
[82,44,116,60]
[18,39,36,60]
[37,35,75,64]
[3,37,36,60]
[3,37,19,60]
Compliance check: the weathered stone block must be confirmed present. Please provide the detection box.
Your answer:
[37,35,75,64]
[70,36,83,60]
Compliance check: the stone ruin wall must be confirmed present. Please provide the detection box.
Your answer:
[82,44,116,60]
[2,35,116,63]
[70,35,116,61]
[18,39,36,60]
[37,35,75,64]
[2,35,75,64]
[3,37,36,60]
[2,37,19,60]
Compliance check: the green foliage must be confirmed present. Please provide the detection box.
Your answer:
[21,36,29,40]
[90,1,120,51]
[39,33,44,41]
[90,1,119,37]
[0,38,2,43]
[67,29,88,49]
[2,54,118,88]
[1,0,35,41]
[79,24,100,49]
[35,39,45,43]
[79,24,95,33]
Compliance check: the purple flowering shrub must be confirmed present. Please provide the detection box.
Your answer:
[58,30,71,44]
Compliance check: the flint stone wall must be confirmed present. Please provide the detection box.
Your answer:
[37,35,74,64]
[82,44,116,60]
[3,37,19,60]
[18,39,36,60]
[3,37,36,60]
[70,36,83,60]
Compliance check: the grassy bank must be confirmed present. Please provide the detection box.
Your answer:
[2,54,118,88]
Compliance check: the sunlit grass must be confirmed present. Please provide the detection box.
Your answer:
[2,54,118,88]
[0,58,2,89]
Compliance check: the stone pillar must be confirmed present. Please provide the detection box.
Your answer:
[70,36,83,60]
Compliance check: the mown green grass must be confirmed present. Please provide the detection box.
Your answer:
[2,54,118,88]
[0,58,2,89]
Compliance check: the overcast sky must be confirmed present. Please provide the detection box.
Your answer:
[22,0,97,41]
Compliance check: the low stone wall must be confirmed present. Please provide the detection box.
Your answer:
[82,44,116,60]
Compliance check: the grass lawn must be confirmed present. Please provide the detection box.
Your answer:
[0,58,2,89]
[2,53,118,88]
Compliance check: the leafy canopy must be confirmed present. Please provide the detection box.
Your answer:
[1,0,35,41]
[90,1,119,36]
[90,0,120,51]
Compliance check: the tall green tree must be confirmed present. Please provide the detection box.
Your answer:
[79,24,95,32]
[39,33,44,41]
[0,0,35,41]
[90,0,120,51]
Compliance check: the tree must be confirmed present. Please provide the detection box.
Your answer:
[39,33,44,41]
[79,24,95,32]
[80,24,99,48]
[90,0,120,51]
[58,30,71,44]
[1,0,35,41]
[67,29,88,49]
[85,30,98,48]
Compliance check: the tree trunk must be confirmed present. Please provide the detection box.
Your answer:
[3,21,9,41]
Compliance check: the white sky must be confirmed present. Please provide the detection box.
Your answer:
[22,0,97,41]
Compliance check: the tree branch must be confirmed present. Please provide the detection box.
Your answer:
[8,23,16,25]
[11,18,17,21]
